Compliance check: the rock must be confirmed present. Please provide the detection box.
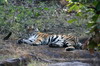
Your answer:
[49,62,91,66]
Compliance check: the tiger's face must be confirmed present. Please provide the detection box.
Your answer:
[24,24,39,36]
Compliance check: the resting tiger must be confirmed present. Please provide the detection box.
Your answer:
[17,25,82,51]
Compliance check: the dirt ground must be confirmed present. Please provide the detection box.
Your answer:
[0,34,100,66]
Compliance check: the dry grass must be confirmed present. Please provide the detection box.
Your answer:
[0,34,79,61]
[28,61,49,66]
[0,34,100,66]
[0,34,50,65]
[0,34,29,60]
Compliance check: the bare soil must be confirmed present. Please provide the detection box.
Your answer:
[0,34,100,66]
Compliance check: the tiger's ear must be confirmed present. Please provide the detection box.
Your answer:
[34,27,39,32]
[33,24,39,32]
[24,24,34,30]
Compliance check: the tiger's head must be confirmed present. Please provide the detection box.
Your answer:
[17,24,40,45]
[24,24,39,36]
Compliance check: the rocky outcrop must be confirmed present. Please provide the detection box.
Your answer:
[0,54,32,66]
[49,62,91,66]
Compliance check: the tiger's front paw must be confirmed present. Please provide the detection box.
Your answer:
[17,39,23,44]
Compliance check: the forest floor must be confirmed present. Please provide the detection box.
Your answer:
[0,34,100,66]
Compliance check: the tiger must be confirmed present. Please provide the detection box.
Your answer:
[17,25,82,51]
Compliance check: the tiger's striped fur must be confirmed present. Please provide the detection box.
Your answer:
[17,25,82,51]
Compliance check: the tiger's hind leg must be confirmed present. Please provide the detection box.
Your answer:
[65,46,75,51]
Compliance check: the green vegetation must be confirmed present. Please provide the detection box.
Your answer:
[0,0,60,35]
[0,0,89,36]
[66,0,100,53]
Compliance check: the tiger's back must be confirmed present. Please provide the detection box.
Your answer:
[33,32,51,45]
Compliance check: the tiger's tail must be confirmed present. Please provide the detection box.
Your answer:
[3,32,12,40]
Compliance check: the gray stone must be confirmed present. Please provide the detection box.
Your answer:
[49,62,90,66]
